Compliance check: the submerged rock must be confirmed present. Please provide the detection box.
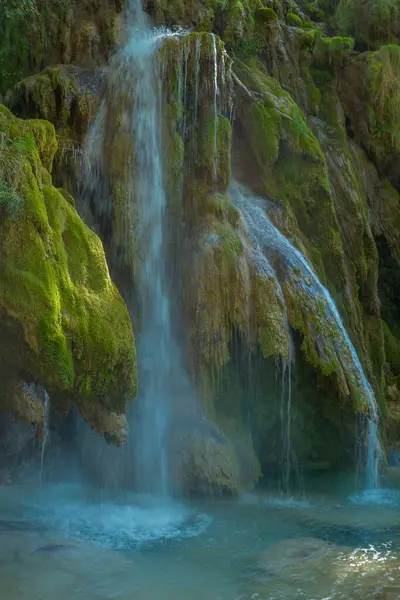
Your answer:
[258,537,336,573]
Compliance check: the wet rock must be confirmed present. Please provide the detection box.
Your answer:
[170,421,256,496]
[384,466,400,488]
[79,403,129,446]
[257,537,336,574]
[0,414,35,459]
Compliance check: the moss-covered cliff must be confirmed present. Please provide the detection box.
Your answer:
[0,104,137,444]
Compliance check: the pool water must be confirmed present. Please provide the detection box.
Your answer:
[0,482,399,599]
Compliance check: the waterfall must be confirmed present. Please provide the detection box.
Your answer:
[237,195,296,491]
[40,388,50,484]
[280,359,295,493]
[230,181,382,489]
[194,36,201,123]
[82,0,191,496]
[121,0,177,495]
[211,34,219,180]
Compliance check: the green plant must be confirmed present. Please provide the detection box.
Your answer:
[0,0,40,92]
[368,44,400,154]
[0,181,24,218]
[2,0,38,20]
[287,12,303,26]
[0,125,33,218]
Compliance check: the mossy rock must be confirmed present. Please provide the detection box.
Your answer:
[171,429,243,496]
[8,65,101,194]
[0,105,137,440]
[234,57,347,295]
[287,11,303,26]
[313,32,354,67]
[335,0,400,47]
[254,7,278,23]
[0,0,123,95]
[338,45,400,180]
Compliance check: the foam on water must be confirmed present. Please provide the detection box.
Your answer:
[16,486,212,550]
[349,488,400,507]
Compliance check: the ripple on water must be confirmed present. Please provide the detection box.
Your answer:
[264,496,314,509]
[4,485,212,550]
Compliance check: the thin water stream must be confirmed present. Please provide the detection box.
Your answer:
[230,181,383,490]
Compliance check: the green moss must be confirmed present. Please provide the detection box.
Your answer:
[221,0,255,46]
[165,130,185,211]
[241,61,346,293]
[0,181,25,219]
[253,274,290,360]
[254,7,278,23]
[189,219,246,371]
[202,193,240,227]
[217,116,232,190]
[335,0,400,47]
[14,67,78,124]
[313,33,355,67]
[172,429,244,495]
[383,320,400,377]
[302,0,328,20]
[0,0,123,95]
[250,100,280,168]
[367,44,400,157]
[287,12,303,26]
[186,196,290,373]
[0,105,137,429]
[154,0,187,24]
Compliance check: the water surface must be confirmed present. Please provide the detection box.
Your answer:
[1,482,399,599]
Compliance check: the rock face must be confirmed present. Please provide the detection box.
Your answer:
[0,0,125,95]
[1,0,400,492]
[0,105,137,442]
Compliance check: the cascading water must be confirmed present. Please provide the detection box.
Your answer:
[120,0,181,495]
[280,358,295,493]
[211,34,219,180]
[40,389,50,484]
[194,36,201,122]
[237,208,296,491]
[82,1,191,495]
[81,14,237,496]
[231,181,382,489]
